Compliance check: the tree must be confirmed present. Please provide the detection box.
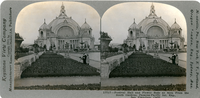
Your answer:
[114,47,118,52]
[33,44,39,53]
[43,45,47,50]
[122,43,128,53]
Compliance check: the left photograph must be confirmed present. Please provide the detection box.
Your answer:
[14,1,101,90]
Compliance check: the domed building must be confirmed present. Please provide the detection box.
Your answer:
[34,4,95,51]
[125,4,185,51]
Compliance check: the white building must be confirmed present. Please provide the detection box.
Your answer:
[34,4,95,51]
[124,4,185,50]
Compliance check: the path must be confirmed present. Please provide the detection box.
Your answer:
[59,52,100,69]
[149,53,187,69]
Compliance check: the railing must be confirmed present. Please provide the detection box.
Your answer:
[14,52,44,80]
[101,51,133,78]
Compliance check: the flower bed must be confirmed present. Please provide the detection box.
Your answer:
[109,52,186,77]
[21,52,99,78]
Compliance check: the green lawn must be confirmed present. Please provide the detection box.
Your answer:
[21,52,99,78]
[109,52,186,77]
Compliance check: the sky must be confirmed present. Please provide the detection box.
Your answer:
[15,1,100,44]
[102,2,187,44]
[16,2,187,45]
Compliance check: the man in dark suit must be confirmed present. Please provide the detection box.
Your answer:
[169,53,176,64]
[172,53,176,64]
[82,53,87,64]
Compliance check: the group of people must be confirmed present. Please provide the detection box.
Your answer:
[169,53,179,65]
[80,53,90,65]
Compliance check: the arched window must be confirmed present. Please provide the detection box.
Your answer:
[89,30,91,35]
[179,31,181,35]
[130,31,133,37]
[41,31,43,37]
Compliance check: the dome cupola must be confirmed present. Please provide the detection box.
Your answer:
[81,19,92,30]
[148,3,158,18]
[171,19,181,30]
[129,18,139,30]
[39,19,50,30]
[48,3,80,35]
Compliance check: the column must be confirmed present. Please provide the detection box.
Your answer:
[62,40,64,49]
[58,40,60,50]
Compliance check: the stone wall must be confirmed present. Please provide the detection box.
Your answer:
[14,52,43,80]
[101,51,133,78]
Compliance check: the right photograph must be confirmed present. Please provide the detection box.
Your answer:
[100,2,187,91]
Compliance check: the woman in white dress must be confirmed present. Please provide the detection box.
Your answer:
[175,54,179,65]
[86,54,89,65]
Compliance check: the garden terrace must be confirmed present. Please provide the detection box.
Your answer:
[21,52,99,78]
[109,52,186,77]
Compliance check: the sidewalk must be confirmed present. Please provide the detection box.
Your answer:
[59,53,100,69]
[149,53,187,69]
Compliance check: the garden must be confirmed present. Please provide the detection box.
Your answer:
[109,52,186,77]
[21,52,99,78]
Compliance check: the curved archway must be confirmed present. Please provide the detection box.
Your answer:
[147,26,164,37]
[57,26,74,38]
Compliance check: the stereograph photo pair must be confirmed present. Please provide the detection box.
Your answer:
[0,0,200,98]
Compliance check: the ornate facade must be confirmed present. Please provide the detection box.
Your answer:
[124,4,185,50]
[35,4,95,51]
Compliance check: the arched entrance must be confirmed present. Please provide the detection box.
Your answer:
[147,26,164,50]
[57,26,74,38]
[57,26,74,50]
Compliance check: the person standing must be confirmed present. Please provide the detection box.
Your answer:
[83,53,87,64]
[169,53,175,64]
[81,53,87,64]
[172,53,176,64]
[175,54,179,65]
[86,54,89,65]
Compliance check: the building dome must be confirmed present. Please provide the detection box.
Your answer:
[138,17,169,29]
[171,20,181,30]
[81,19,92,29]
[129,19,139,30]
[47,3,80,36]
[48,17,80,30]
[35,3,95,51]
[48,3,80,31]
[39,21,50,30]
[137,4,170,35]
